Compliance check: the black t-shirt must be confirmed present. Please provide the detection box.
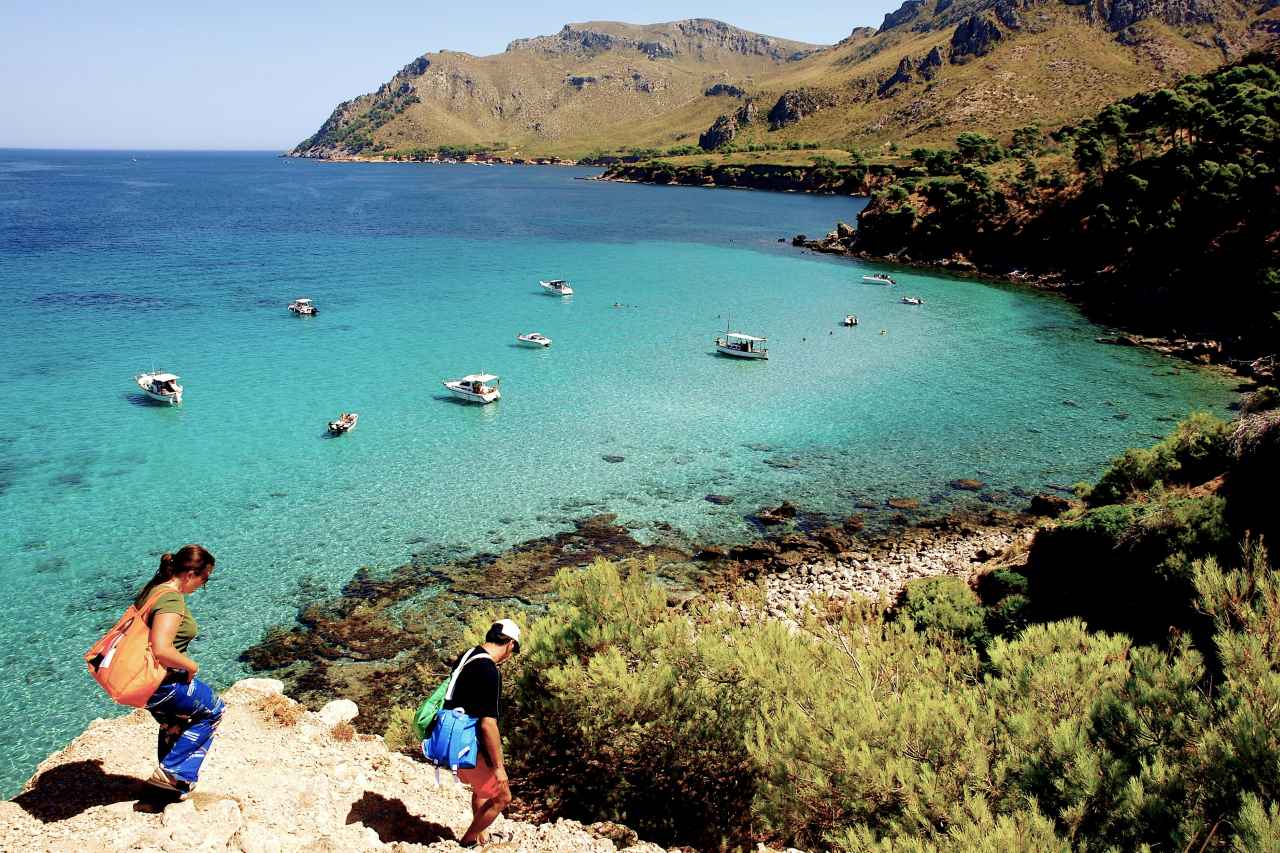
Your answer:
[443,646,501,721]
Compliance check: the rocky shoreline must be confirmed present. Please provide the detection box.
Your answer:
[239,483,1068,738]
[284,152,582,166]
[791,227,1276,383]
[594,161,887,196]
[762,521,1028,619]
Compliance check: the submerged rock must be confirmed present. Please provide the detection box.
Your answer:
[242,513,691,733]
[949,478,986,491]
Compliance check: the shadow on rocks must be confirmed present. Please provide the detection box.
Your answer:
[346,790,454,845]
[13,759,148,823]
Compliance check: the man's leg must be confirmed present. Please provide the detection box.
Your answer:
[459,787,511,846]
[458,751,511,845]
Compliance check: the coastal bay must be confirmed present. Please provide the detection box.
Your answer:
[0,150,1237,796]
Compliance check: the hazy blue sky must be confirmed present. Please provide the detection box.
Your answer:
[0,1,898,150]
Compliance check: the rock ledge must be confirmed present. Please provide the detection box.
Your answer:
[1,679,664,852]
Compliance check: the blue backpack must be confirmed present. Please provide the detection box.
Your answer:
[422,647,491,772]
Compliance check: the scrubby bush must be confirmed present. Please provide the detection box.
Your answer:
[1241,385,1279,414]
[1086,412,1230,505]
[896,576,990,649]
[1026,493,1229,643]
[502,560,759,849]
[381,704,419,754]
[483,537,1280,851]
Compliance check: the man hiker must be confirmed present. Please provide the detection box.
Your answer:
[450,618,521,848]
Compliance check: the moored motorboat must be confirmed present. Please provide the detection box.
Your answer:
[135,371,183,405]
[715,332,769,360]
[516,332,552,348]
[843,314,859,327]
[328,412,358,435]
[861,274,896,285]
[539,279,573,296]
[443,373,501,404]
[289,298,318,316]
[901,297,925,305]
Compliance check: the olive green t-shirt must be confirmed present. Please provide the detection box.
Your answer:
[135,585,199,654]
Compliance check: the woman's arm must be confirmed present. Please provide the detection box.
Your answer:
[150,612,198,681]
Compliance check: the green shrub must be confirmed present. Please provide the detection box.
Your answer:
[487,539,1280,851]
[1026,493,1229,643]
[503,560,758,849]
[1241,385,1279,414]
[382,704,419,754]
[896,576,991,649]
[986,593,1031,638]
[1087,413,1230,505]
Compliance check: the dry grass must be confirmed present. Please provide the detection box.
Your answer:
[330,721,356,742]
[256,694,303,727]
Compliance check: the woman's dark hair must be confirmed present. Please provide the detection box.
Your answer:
[145,544,215,593]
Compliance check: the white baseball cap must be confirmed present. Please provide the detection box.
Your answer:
[492,618,521,653]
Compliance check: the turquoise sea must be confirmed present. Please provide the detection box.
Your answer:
[0,151,1236,794]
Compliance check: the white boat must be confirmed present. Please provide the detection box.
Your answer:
[861,274,896,285]
[715,332,769,360]
[443,373,501,404]
[516,332,552,348]
[539,279,574,296]
[328,412,358,435]
[135,371,183,405]
[901,297,925,305]
[289,298,318,316]
[843,314,859,327]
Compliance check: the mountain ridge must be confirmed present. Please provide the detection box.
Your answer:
[289,6,1278,159]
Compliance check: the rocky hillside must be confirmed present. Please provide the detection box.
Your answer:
[290,19,820,159]
[0,679,667,852]
[290,5,1278,159]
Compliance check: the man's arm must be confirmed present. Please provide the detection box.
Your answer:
[477,717,508,784]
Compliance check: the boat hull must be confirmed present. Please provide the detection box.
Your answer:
[539,282,573,296]
[328,414,359,435]
[136,377,182,404]
[443,383,500,404]
[861,276,894,285]
[517,337,551,347]
[142,389,182,404]
[715,345,768,360]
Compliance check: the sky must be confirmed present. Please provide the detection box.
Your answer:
[0,0,899,150]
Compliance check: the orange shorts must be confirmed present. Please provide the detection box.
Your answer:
[457,749,506,800]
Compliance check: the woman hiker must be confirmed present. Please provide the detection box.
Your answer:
[137,544,223,799]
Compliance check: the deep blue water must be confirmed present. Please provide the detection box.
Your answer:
[0,150,1235,794]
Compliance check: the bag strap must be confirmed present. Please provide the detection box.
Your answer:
[444,648,492,702]
[137,585,176,618]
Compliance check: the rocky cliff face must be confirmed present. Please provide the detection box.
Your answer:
[0,679,666,853]
[698,101,758,149]
[506,19,819,61]
[767,88,843,129]
[950,14,1005,62]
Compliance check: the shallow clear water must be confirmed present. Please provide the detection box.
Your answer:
[0,151,1235,794]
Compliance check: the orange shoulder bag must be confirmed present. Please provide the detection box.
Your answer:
[84,586,173,707]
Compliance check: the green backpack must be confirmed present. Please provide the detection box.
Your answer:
[412,680,449,741]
